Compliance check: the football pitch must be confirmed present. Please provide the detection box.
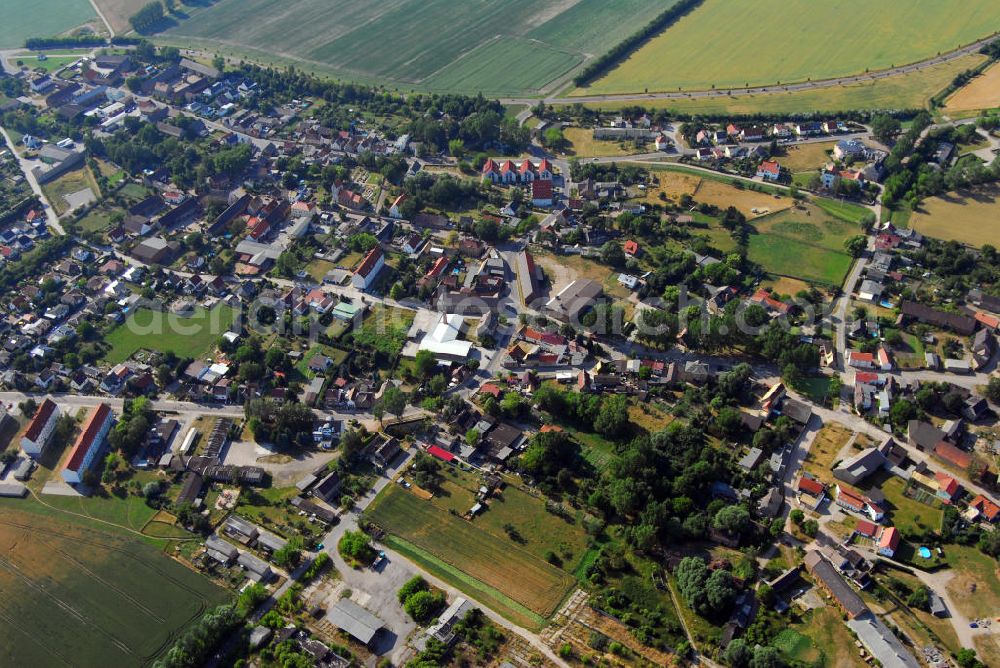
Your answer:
[159,0,669,96]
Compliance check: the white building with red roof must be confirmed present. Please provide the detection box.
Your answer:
[21,397,59,457]
[62,403,114,484]
[756,160,781,181]
[352,246,385,291]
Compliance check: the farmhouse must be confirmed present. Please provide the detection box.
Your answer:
[21,397,59,457]
[62,403,114,484]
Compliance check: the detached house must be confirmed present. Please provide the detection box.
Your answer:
[756,160,781,181]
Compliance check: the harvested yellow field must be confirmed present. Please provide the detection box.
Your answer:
[644,171,701,202]
[910,185,1000,248]
[945,61,1000,112]
[695,179,792,219]
[644,170,792,218]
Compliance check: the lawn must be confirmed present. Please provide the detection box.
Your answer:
[0,504,228,667]
[570,53,986,116]
[803,424,855,485]
[102,304,237,364]
[863,474,943,537]
[564,127,646,158]
[160,0,667,96]
[748,235,852,287]
[945,60,1000,113]
[0,0,97,48]
[746,201,861,285]
[776,607,867,667]
[909,185,1000,248]
[944,544,1000,621]
[350,305,414,357]
[578,0,1000,94]
[366,477,579,620]
[305,258,336,283]
[19,55,82,74]
[76,209,113,233]
[777,141,836,174]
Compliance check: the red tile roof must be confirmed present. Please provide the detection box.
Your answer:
[23,398,57,443]
[878,526,900,551]
[532,179,553,199]
[971,495,1000,521]
[479,383,502,398]
[522,327,564,347]
[424,256,449,279]
[758,160,780,177]
[855,520,878,537]
[798,476,825,496]
[934,471,960,497]
[975,311,999,329]
[65,403,112,473]
[751,288,790,314]
[934,441,972,469]
[427,445,455,462]
[354,246,384,278]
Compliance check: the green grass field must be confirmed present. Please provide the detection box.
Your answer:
[102,304,236,364]
[580,0,1000,94]
[0,504,228,667]
[366,475,579,620]
[159,0,669,95]
[747,200,863,286]
[0,0,97,48]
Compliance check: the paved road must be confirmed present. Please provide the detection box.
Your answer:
[0,127,65,235]
[499,34,1000,106]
